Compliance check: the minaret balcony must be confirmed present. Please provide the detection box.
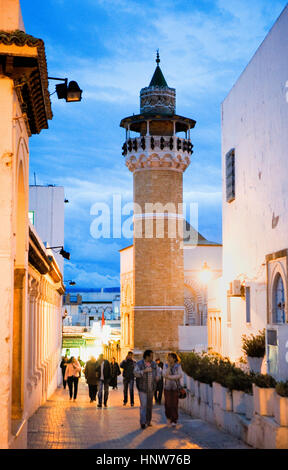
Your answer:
[122,135,193,172]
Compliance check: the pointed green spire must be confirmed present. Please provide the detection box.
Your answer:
[149,50,168,88]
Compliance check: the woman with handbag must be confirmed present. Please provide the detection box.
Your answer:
[163,352,184,427]
[64,356,82,401]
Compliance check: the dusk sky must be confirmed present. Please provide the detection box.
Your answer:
[21,0,287,288]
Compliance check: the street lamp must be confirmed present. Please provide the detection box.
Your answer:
[48,245,71,260]
[48,77,83,102]
[199,261,213,284]
[64,280,76,286]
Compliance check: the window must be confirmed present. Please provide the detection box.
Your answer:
[28,210,35,225]
[272,273,285,323]
[245,286,251,323]
[225,148,235,203]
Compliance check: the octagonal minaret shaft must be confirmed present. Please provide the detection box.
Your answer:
[120,53,196,357]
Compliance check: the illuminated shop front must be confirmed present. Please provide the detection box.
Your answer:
[62,322,120,362]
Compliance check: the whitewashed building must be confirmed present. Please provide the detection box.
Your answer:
[209,5,288,381]
[63,287,120,327]
[29,185,65,273]
[0,0,64,448]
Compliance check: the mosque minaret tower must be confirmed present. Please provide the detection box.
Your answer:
[120,52,196,357]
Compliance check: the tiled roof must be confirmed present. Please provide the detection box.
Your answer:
[0,30,52,134]
[0,29,43,47]
[184,220,222,246]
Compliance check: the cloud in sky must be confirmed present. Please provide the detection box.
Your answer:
[21,0,287,287]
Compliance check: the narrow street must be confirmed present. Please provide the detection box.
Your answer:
[27,378,249,449]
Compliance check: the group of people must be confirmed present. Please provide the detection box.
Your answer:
[60,354,120,407]
[60,349,184,429]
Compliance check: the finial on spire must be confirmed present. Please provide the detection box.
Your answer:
[156,49,160,65]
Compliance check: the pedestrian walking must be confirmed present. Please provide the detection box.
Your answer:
[78,356,85,368]
[64,356,81,401]
[120,351,136,407]
[163,352,184,427]
[110,357,121,390]
[60,355,68,389]
[84,355,98,403]
[154,358,164,404]
[134,350,160,429]
[77,356,85,377]
[96,354,111,408]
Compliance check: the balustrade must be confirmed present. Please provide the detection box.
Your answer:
[122,135,193,156]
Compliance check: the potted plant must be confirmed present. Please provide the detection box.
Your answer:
[242,329,265,373]
[244,392,254,420]
[225,370,253,415]
[274,381,288,426]
[252,373,276,416]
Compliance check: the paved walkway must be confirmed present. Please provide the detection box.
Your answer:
[28,378,249,449]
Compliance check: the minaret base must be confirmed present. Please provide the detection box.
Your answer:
[133,306,184,361]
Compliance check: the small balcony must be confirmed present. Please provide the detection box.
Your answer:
[122,135,193,157]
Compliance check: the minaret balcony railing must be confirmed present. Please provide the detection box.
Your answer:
[122,136,193,156]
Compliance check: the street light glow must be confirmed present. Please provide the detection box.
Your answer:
[199,261,213,284]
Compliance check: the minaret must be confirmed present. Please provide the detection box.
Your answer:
[120,53,196,358]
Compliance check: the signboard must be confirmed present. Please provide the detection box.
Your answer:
[85,338,98,345]
[62,338,85,348]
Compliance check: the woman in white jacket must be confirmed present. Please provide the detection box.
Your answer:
[162,352,183,426]
[64,357,82,401]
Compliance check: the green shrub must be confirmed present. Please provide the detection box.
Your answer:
[253,373,276,388]
[225,371,253,394]
[180,351,252,391]
[180,350,279,394]
[242,329,266,358]
[276,381,288,397]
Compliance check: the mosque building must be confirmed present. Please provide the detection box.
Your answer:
[119,54,222,359]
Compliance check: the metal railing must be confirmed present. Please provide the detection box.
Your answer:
[122,135,193,156]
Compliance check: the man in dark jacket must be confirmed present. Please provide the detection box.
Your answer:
[84,356,98,402]
[134,350,160,429]
[96,354,111,408]
[120,351,136,406]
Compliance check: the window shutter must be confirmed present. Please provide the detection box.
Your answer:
[226,148,235,202]
[245,286,251,323]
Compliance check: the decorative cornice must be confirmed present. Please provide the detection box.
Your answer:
[120,113,196,131]
[126,150,190,172]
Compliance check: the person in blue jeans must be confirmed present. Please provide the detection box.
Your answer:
[120,351,136,406]
[134,350,160,429]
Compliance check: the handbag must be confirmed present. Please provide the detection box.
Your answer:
[176,378,187,399]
